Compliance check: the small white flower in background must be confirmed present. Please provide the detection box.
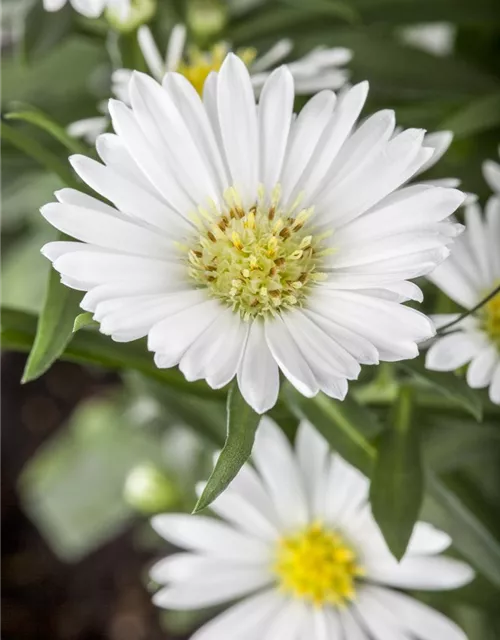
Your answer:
[43,0,131,19]
[426,196,500,404]
[483,146,500,195]
[399,22,456,57]
[150,419,473,639]
[69,24,352,144]
[41,54,464,413]
[112,24,352,100]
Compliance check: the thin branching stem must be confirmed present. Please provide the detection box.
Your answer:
[437,283,500,335]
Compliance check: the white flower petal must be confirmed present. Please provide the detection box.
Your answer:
[258,67,294,193]
[425,332,485,371]
[369,585,467,640]
[368,555,474,590]
[489,361,500,405]
[137,25,164,80]
[237,320,280,414]
[217,54,259,208]
[295,420,330,519]
[407,522,452,555]
[153,565,271,609]
[252,417,309,530]
[324,454,368,527]
[417,130,453,175]
[339,607,369,640]
[355,586,407,640]
[312,606,342,640]
[483,159,500,194]
[150,298,225,368]
[190,590,286,640]
[485,196,500,277]
[265,315,319,397]
[166,24,187,71]
[151,514,271,561]
[280,89,336,205]
[260,599,309,640]
[41,202,172,258]
[466,345,499,389]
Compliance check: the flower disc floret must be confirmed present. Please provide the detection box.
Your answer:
[275,522,364,607]
[483,287,500,347]
[186,186,328,319]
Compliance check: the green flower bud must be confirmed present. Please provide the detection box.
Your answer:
[124,463,179,514]
[106,0,156,33]
[187,0,227,46]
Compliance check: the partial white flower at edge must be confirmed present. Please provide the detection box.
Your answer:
[426,195,500,404]
[399,22,456,57]
[43,0,131,19]
[41,54,465,414]
[151,419,473,640]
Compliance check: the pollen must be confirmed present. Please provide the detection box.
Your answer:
[482,285,500,346]
[274,523,364,607]
[186,185,329,320]
[177,44,257,95]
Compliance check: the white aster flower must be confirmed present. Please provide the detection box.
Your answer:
[41,54,464,413]
[112,24,352,101]
[43,0,131,19]
[426,196,500,404]
[150,419,473,639]
[483,146,500,195]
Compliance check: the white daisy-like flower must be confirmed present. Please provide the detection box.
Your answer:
[43,0,130,19]
[150,419,473,639]
[426,196,500,404]
[483,146,500,195]
[41,54,464,413]
[111,24,352,101]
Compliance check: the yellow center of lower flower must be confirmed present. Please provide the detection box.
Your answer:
[185,186,329,319]
[177,44,257,95]
[274,523,364,607]
[483,288,500,346]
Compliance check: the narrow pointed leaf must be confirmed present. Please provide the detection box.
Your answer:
[194,383,261,512]
[370,386,424,560]
[400,358,482,421]
[22,265,82,383]
[1,121,79,189]
[5,108,89,155]
[284,385,377,475]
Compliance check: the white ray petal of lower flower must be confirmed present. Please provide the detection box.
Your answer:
[366,555,475,590]
[407,522,452,555]
[426,332,487,371]
[368,586,468,640]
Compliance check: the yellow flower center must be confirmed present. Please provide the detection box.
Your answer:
[177,44,257,95]
[185,185,329,320]
[274,523,364,607]
[483,287,500,346]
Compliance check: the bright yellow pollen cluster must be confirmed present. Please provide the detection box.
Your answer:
[274,523,364,607]
[483,287,500,347]
[177,44,257,95]
[186,185,329,320]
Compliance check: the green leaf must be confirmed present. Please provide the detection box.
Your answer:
[22,264,82,383]
[284,385,377,475]
[0,121,79,189]
[5,107,90,155]
[425,475,500,588]
[194,383,261,512]
[73,312,98,332]
[400,358,483,422]
[441,92,500,139]
[370,386,424,560]
[21,1,73,62]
